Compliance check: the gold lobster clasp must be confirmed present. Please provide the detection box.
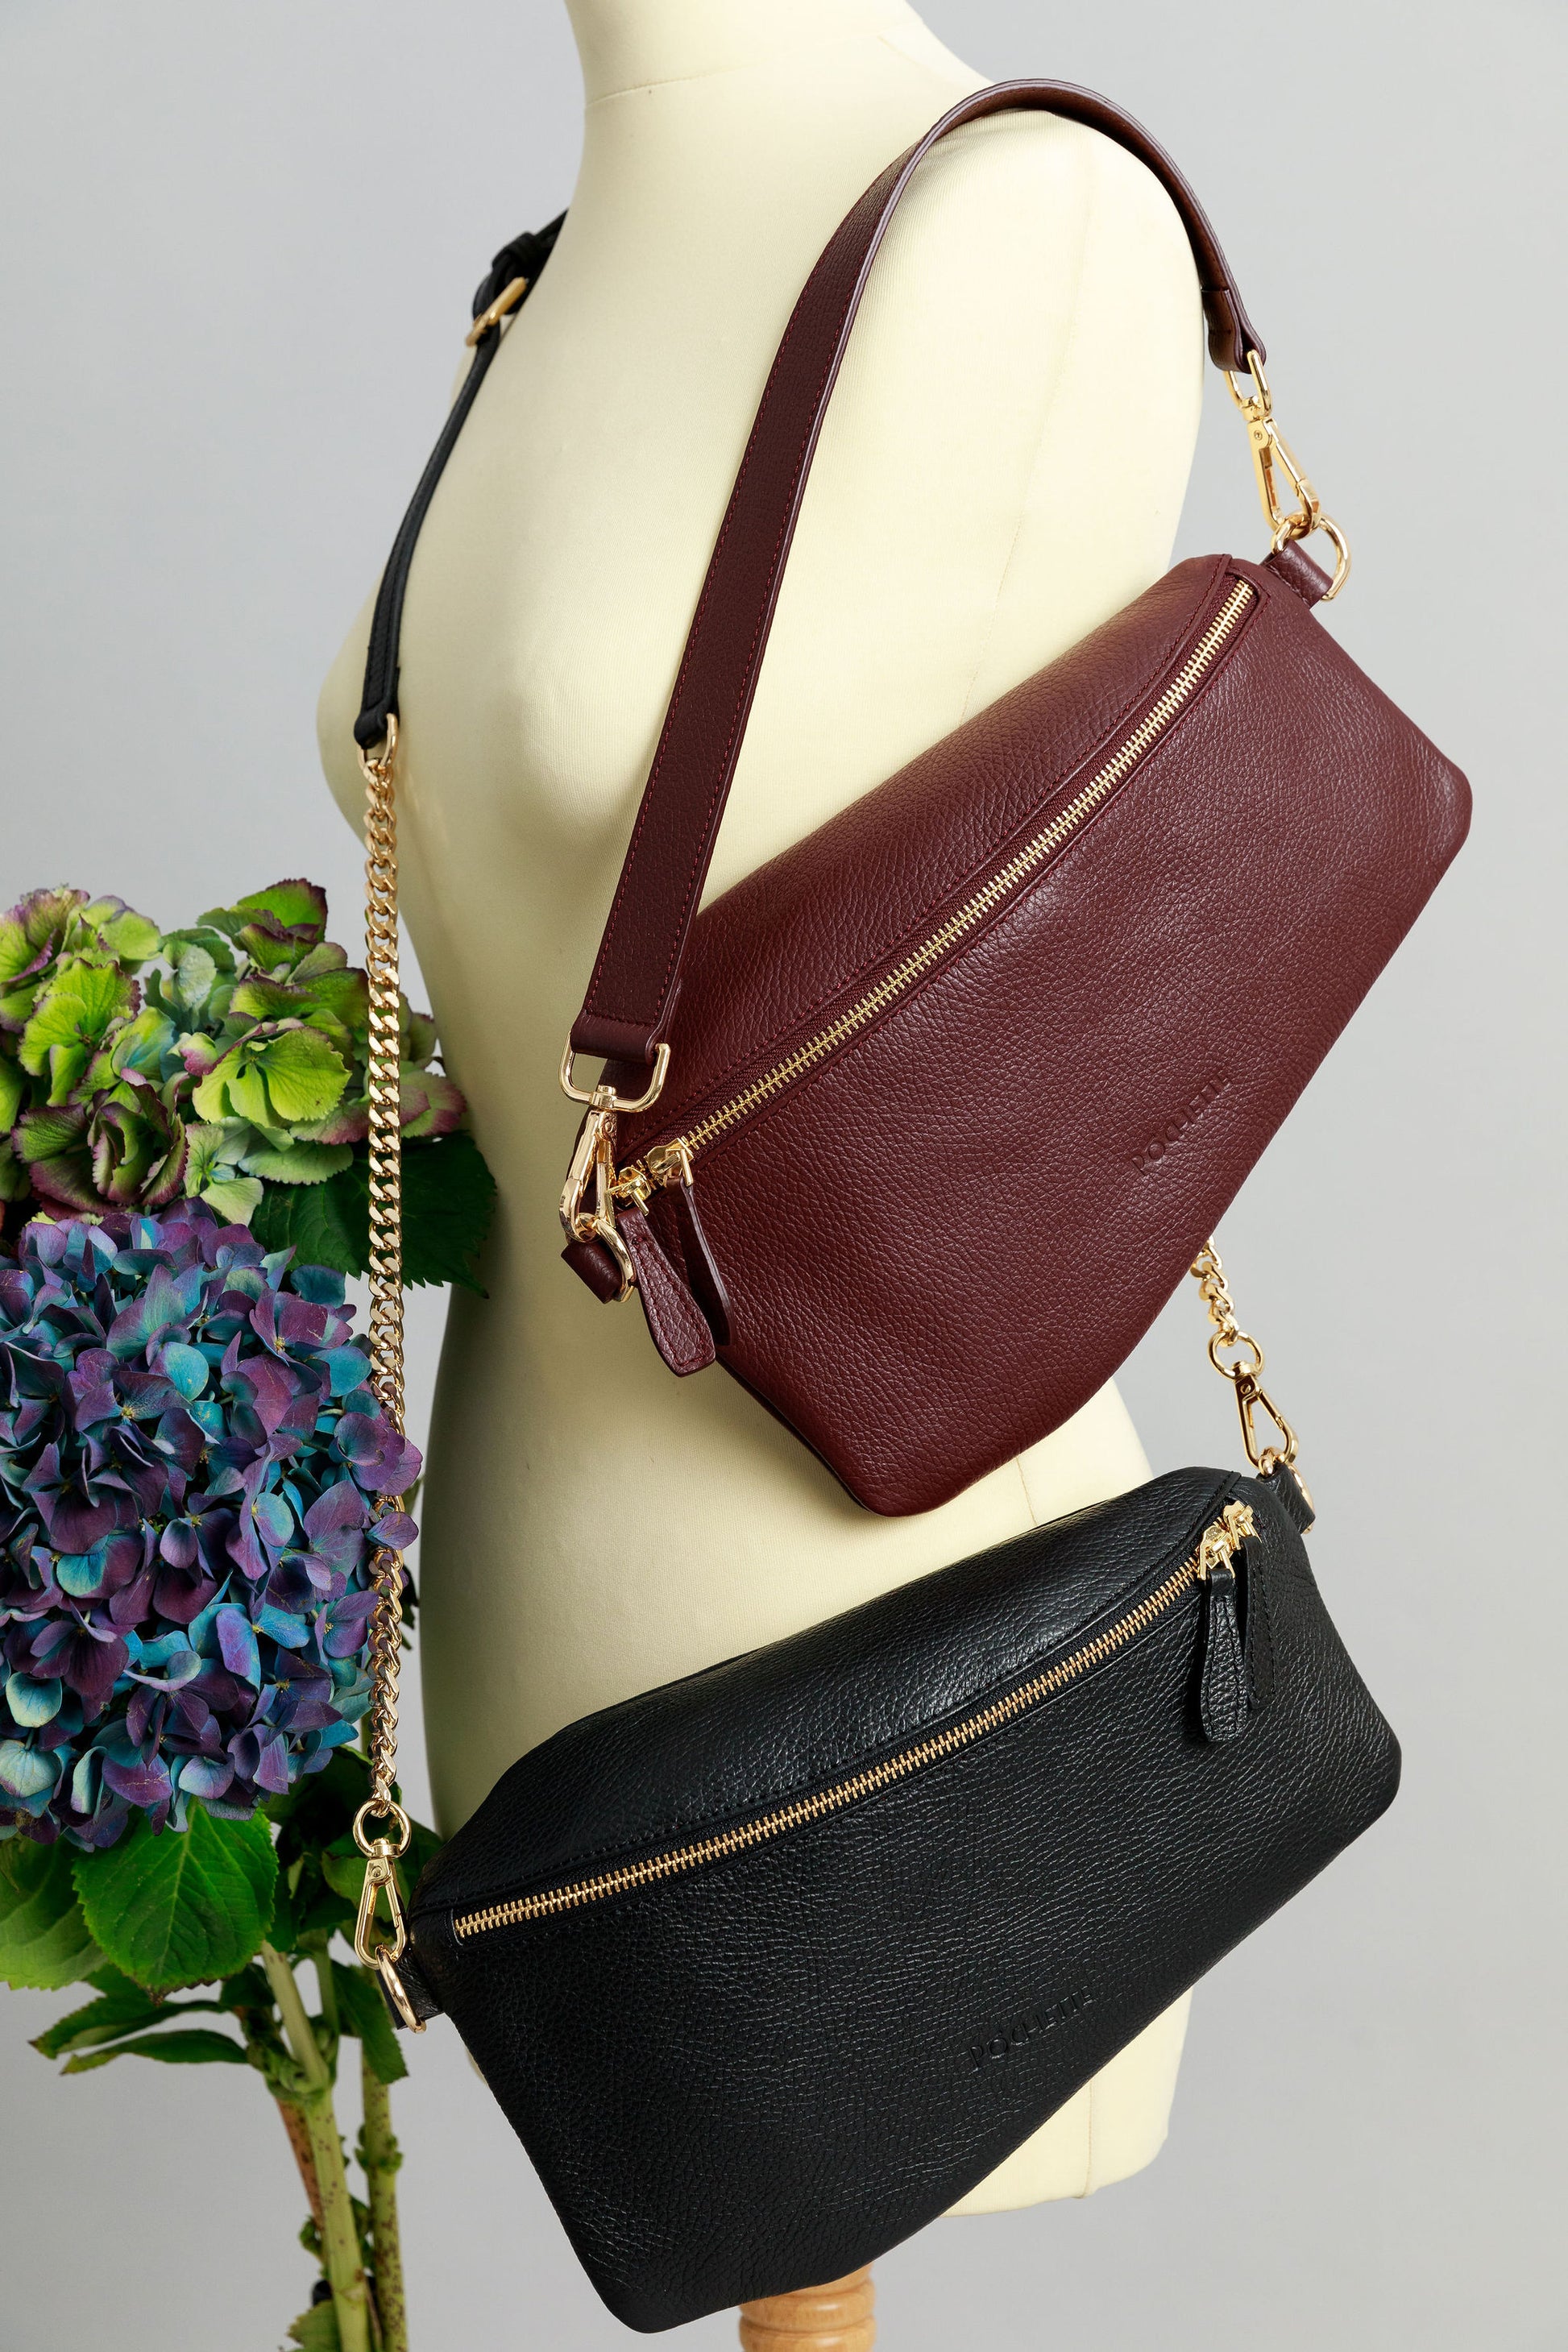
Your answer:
[1225,349,1350,599]
[558,1093,636,1298]
[1232,1372,1301,1483]
[352,1800,425,2035]
[557,1041,671,1302]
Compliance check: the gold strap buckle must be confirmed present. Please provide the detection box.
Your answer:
[464,274,529,347]
[1225,349,1350,600]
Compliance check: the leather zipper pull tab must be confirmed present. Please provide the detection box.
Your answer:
[670,1179,731,1348]
[1199,1558,1250,1743]
[1197,1505,1257,1744]
[620,1205,716,1377]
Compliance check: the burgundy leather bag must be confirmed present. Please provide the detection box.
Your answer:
[365,81,1471,1516]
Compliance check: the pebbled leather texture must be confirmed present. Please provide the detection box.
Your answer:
[610,550,1471,1512]
[402,1467,1400,2331]
[571,83,1266,1065]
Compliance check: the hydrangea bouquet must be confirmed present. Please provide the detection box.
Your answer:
[0,877,493,1288]
[0,880,484,2352]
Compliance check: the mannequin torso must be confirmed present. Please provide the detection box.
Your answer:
[319,0,1201,2210]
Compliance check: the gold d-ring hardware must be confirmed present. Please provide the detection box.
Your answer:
[464,274,529,347]
[1224,349,1350,601]
[559,1040,671,1114]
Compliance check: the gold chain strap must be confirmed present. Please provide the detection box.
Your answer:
[1189,1239,1305,1490]
[351,720,419,2014]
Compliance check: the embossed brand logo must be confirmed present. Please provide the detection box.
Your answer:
[969,1985,1092,2069]
[1136,1073,1230,1174]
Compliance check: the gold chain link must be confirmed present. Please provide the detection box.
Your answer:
[354,716,413,1881]
[1190,1239,1305,1486]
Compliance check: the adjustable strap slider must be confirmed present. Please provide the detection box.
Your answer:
[465,274,528,346]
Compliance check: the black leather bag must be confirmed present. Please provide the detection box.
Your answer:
[380,1455,1397,2332]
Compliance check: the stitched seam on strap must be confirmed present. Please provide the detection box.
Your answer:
[580,251,863,1035]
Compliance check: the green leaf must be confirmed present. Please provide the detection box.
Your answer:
[401,1130,496,1290]
[106,1005,177,1079]
[31,1977,173,2059]
[248,1132,496,1289]
[192,1023,349,1128]
[19,962,134,1096]
[251,1168,366,1278]
[288,2303,342,2351]
[170,943,220,1015]
[333,1960,409,2084]
[302,965,368,1039]
[236,1138,354,1186]
[201,1175,265,1223]
[0,1052,26,1129]
[161,924,237,977]
[230,879,330,935]
[217,1960,276,2013]
[84,902,163,965]
[73,1806,277,1991]
[252,1027,351,1122]
[0,888,87,985]
[0,1838,103,1990]
[0,1135,31,1202]
[12,1101,87,1162]
[62,2025,249,2074]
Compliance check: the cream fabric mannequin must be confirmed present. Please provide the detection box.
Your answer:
[318,0,1201,2213]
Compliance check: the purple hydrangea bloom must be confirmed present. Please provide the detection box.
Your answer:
[0,1201,420,1848]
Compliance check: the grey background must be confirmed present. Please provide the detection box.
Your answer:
[1,2,1562,2346]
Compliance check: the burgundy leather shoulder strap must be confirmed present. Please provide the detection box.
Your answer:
[572,80,1264,1068]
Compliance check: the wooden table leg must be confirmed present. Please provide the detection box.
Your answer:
[737,2267,876,2351]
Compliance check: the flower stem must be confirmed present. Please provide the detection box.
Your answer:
[276,2097,326,2232]
[260,1941,373,2352]
[359,2048,409,2352]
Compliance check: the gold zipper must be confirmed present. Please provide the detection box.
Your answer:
[452,1500,1255,1942]
[618,577,1255,1199]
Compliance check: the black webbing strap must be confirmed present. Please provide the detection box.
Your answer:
[354,214,566,751]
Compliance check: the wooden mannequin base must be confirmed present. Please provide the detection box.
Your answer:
[737,2267,876,2351]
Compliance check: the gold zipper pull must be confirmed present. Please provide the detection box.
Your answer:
[1196,1501,1257,1575]
[645,1139,695,1188]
